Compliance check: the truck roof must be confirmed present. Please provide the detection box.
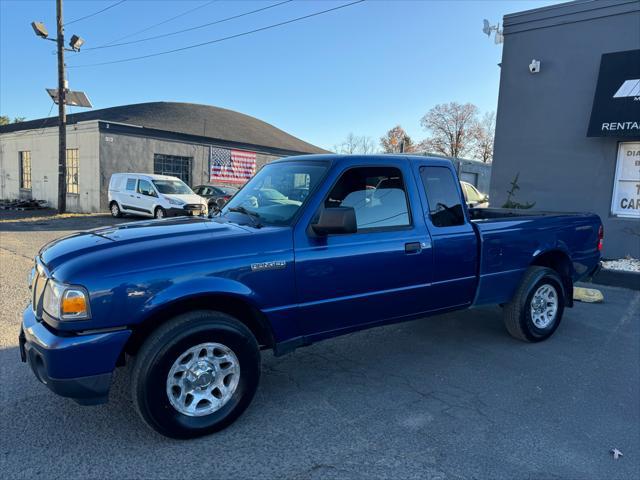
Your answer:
[271,154,456,168]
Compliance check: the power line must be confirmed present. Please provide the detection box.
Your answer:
[13,102,56,137]
[64,0,128,27]
[84,0,293,51]
[69,0,365,68]
[97,0,219,47]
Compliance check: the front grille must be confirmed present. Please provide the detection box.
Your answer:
[31,259,48,318]
[184,204,203,210]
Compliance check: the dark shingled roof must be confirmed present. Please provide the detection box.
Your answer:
[0,101,326,154]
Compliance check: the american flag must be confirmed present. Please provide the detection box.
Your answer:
[210,147,256,183]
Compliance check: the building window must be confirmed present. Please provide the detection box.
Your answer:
[19,151,31,190]
[66,148,79,195]
[153,154,192,186]
[611,142,640,218]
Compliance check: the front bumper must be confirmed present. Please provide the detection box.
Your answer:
[20,307,131,405]
[166,204,207,217]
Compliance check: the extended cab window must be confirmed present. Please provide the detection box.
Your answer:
[325,167,410,230]
[125,178,137,191]
[420,166,465,227]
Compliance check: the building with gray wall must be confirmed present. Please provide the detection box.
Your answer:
[491,0,640,258]
[0,102,325,212]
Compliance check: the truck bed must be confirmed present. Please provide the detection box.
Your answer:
[468,208,602,306]
[468,208,587,221]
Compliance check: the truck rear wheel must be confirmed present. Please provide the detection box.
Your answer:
[131,310,260,439]
[502,266,565,342]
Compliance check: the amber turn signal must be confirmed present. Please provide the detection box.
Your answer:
[61,290,88,317]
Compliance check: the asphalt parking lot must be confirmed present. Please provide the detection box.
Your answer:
[1,212,638,479]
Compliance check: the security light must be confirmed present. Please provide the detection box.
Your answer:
[69,35,85,52]
[31,21,49,39]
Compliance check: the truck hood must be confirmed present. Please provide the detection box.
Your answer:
[39,217,251,274]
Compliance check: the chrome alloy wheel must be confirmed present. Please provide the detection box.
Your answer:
[166,342,240,417]
[530,284,558,329]
[111,204,119,216]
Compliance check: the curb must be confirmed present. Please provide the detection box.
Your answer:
[592,269,640,291]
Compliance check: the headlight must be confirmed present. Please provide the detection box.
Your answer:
[166,197,185,206]
[43,279,91,320]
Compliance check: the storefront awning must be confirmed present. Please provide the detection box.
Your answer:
[587,49,640,138]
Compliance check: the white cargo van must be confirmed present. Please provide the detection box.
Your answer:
[108,173,208,219]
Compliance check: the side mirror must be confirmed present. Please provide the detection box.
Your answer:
[311,207,357,236]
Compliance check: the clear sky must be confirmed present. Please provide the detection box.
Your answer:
[1,0,561,151]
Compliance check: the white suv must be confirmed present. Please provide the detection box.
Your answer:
[108,173,208,219]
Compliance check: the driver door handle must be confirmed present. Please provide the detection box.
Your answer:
[405,242,422,254]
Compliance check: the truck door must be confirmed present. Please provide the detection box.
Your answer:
[414,164,478,309]
[293,161,434,336]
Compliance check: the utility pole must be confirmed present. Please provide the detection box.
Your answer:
[56,0,66,214]
[31,3,88,214]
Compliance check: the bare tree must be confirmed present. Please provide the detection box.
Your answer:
[335,132,377,154]
[0,115,26,125]
[472,111,495,163]
[380,125,415,153]
[360,136,376,154]
[420,102,479,158]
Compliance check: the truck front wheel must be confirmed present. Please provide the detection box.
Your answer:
[502,266,565,342]
[131,310,260,439]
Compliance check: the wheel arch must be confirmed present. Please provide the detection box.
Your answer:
[124,293,275,357]
[530,249,574,307]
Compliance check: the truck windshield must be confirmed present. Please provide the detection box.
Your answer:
[221,161,328,226]
[153,180,193,195]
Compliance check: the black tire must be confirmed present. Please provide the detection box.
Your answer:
[154,207,166,219]
[502,266,565,342]
[131,310,260,439]
[110,201,122,218]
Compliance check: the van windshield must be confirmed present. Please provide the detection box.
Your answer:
[153,180,192,195]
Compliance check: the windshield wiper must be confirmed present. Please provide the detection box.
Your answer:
[228,206,263,228]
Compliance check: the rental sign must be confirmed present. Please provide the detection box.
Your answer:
[588,50,640,138]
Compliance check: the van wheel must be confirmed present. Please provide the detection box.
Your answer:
[110,202,122,218]
[131,311,260,439]
[503,266,565,342]
[154,207,166,219]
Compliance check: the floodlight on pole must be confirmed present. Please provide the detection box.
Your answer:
[69,34,84,51]
[31,21,50,39]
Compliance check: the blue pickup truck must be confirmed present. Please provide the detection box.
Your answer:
[20,155,602,438]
